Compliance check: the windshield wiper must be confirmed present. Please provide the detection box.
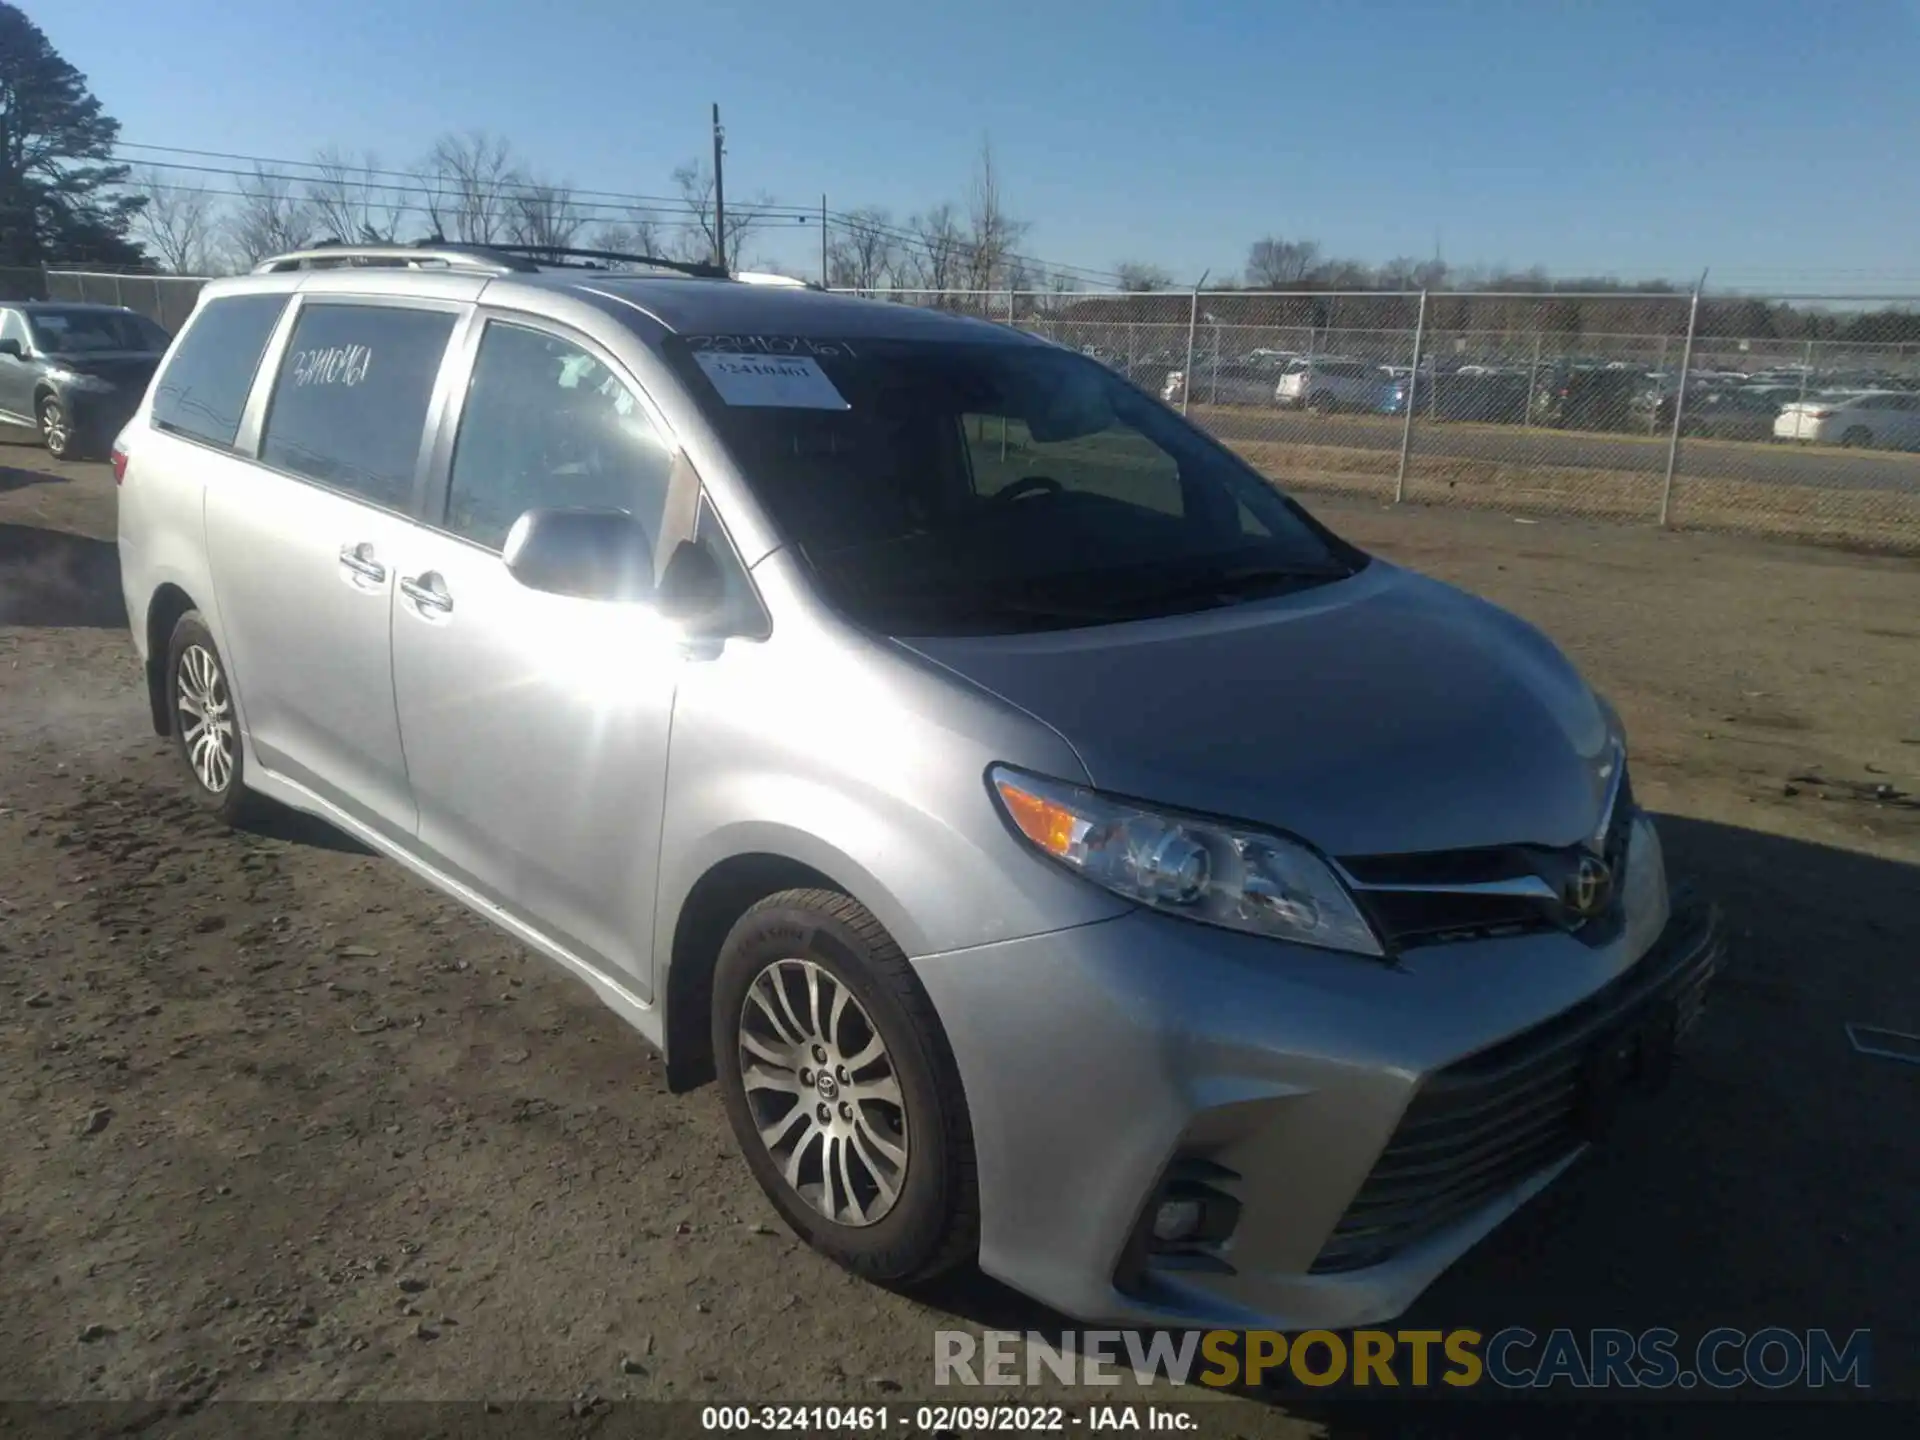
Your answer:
[881,593,1128,633]
[1128,561,1354,611]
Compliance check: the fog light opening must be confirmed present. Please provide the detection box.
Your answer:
[1150,1198,1204,1243]
[1144,1180,1241,1254]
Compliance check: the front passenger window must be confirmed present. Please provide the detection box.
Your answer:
[444,322,675,552]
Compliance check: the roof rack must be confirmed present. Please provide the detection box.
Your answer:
[253,240,540,275]
[481,243,729,280]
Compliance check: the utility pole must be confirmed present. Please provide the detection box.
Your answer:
[711,103,727,273]
[821,195,829,289]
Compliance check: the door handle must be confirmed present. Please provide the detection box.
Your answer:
[400,573,454,614]
[338,545,386,583]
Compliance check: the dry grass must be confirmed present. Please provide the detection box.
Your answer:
[1226,438,1920,553]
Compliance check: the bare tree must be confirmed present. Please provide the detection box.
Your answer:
[904,202,965,293]
[508,177,585,259]
[669,159,767,269]
[1246,237,1323,288]
[1115,260,1172,292]
[415,131,521,244]
[587,213,666,264]
[224,164,315,266]
[826,206,898,292]
[126,167,221,273]
[962,139,1028,291]
[305,147,406,244]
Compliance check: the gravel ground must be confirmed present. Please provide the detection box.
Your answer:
[2,441,1916,1423]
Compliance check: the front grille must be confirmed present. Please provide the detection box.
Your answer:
[1343,769,1638,951]
[1356,885,1558,948]
[1311,893,1722,1274]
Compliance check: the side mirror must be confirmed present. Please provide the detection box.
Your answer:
[654,539,727,626]
[503,508,653,602]
[0,338,22,360]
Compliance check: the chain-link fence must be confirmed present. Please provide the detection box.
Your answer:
[8,265,1917,551]
[0,267,210,334]
[840,287,1920,552]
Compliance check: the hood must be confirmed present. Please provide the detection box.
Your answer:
[46,352,161,386]
[899,562,1616,860]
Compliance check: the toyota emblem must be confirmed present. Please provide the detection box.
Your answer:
[1564,853,1614,920]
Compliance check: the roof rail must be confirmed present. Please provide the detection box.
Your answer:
[481,243,730,279]
[253,241,541,275]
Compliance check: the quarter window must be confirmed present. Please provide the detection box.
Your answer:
[443,321,676,552]
[149,293,288,449]
[259,302,457,509]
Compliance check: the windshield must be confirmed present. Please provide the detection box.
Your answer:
[27,308,168,355]
[667,336,1363,635]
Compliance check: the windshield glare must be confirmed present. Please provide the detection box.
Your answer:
[669,337,1361,635]
[28,309,168,355]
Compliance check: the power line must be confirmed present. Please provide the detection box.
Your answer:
[114,140,1124,287]
[115,141,795,222]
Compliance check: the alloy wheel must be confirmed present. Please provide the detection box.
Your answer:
[40,399,70,458]
[176,643,236,794]
[736,957,909,1227]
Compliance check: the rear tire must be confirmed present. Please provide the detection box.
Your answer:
[1840,426,1872,449]
[164,611,265,826]
[712,888,979,1285]
[1309,390,1339,415]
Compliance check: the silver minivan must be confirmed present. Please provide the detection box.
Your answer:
[117,243,1723,1330]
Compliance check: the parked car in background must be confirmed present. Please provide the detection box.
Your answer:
[0,301,172,460]
[1161,362,1282,407]
[1773,389,1920,448]
[1276,357,1390,413]
[1531,364,1643,432]
[1669,386,1791,441]
[1385,367,1531,423]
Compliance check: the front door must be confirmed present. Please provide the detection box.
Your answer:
[391,316,688,996]
[204,296,461,839]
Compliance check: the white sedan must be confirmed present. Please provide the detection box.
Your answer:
[1773,389,1920,448]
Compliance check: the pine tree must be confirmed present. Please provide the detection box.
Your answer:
[0,3,146,267]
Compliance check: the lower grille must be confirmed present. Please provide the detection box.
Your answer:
[1311,893,1724,1274]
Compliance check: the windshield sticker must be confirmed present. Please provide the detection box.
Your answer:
[694,351,850,410]
[685,334,858,359]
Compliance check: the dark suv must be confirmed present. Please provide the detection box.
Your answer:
[1530,363,1644,432]
[0,302,172,460]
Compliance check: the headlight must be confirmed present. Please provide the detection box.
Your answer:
[46,369,116,393]
[987,765,1384,958]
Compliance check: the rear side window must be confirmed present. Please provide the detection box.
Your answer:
[260,303,457,510]
[150,294,288,448]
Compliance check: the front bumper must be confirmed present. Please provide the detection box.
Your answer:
[913,815,1724,1329]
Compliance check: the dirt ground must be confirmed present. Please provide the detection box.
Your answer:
[2,441,1917,1424]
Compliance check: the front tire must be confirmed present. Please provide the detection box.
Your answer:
[712,888,979,1285]
[165,611,262,825]
[39,395,78,461]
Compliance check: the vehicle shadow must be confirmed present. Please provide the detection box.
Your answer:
[0,522,125,628]
[237,805,372,856]
[911,814,1920,1420]
[0,462,67,494]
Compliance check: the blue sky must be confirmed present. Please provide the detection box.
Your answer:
[46,0,1920,290]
